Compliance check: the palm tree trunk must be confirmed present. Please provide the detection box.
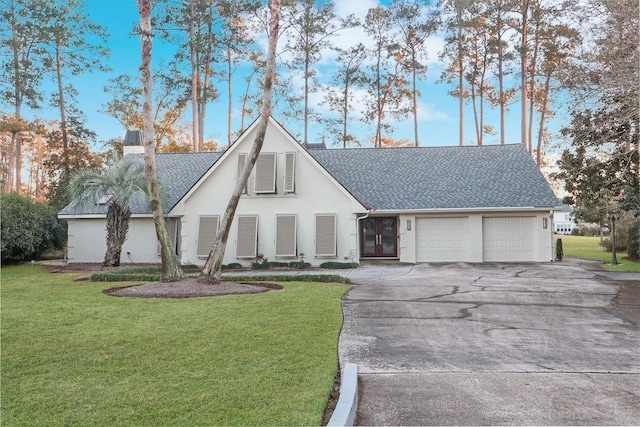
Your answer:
[103,204,131,267]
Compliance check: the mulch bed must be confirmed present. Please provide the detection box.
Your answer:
[104,279,281,299]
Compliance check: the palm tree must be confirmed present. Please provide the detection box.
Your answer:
[67,154,147,266]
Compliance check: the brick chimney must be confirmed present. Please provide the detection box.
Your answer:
[123,130,144,156]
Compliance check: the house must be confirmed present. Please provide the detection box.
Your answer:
[59,117,561,265]
[553,205,575,234]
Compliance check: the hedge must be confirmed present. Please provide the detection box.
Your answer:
[91,271,350,284]
[1,193,66,263]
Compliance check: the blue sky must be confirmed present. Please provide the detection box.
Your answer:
[24,0,568,151]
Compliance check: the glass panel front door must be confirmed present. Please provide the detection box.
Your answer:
[360,217,397,257]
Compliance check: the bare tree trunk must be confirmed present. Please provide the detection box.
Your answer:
[457,2,464,147]
[55,39,70,182]
[304,50,310,145]
[137,0,183,282]
[189,0,200,152]
[343,75,349,148]
[520,0,530,153]
[228,46,233,146]
[496,4,505,145]
[536,74,551,167]
[411,52,419,147]
[471,83,480,145]
[200,0,281,284]
[7,133,15,192]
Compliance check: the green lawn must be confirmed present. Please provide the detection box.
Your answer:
[555,235,640,272]
[1,265,349,426]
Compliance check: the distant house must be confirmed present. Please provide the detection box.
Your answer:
[553,205,575,234]
[59,117,561,265]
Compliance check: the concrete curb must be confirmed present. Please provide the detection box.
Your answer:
[327,363,358,427]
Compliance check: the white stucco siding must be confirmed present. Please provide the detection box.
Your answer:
[175,121,366,266]
[66,217,160,263]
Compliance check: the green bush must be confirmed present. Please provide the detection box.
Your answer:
[570,228,582,236]
[601,235,628,253]
[627,220,639,261]
[222,262,243,270]
[288,261,311,269]
[1,193,66,263]
[91,270,351,284]
[320,262,359,269]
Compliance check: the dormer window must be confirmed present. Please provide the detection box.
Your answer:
[97,194,114,205]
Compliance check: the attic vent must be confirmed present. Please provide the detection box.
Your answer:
[97,194,114,205]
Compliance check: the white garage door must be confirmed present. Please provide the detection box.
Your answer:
[416,217,469,262]
[483,217,536,262]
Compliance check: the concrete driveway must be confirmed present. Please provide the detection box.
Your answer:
[339,261,640,426]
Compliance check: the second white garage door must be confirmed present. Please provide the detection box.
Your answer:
[483,217,536,262]
[416,217,468,262]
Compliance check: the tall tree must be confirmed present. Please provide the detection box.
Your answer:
[201,0,281,283]
[0,0,45,193]
[283,0,350,145]
[324,43,367,148]
[439,0,472,146]
[556,0,639,223]
[485,0,515,145]
[390,0,439,147]
[67,155,148,267]
[137,0,184,282]
[30,0,109,183]
[364,6,411,148]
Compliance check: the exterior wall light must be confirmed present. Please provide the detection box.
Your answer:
[542,217,548,229]
[407,219,411,230]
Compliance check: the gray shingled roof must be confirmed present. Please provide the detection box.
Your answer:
[61,143,559,216]
[59,152,222,215]
[309,144,559,210]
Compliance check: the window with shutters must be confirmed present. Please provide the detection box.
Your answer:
[254,153,277,193]
[236,215,258,258]
[237,153,248,194]
[196,215,219,258]
[315,214,337,257]
[275,215,297,257]
[284,152,295,193]
[157,218,179,256]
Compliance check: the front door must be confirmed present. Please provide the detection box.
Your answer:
[361,217,397,257]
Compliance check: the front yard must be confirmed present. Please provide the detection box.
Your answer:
[0,265,349,426]
[555,235,640,272]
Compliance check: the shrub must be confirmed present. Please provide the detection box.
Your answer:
[570,228,582,236]
[601,235,628,253]
[91,270,351,284]
[627,220,640,261]
[288,261,311,269]
[320,262,359,269]
[222,263,243,270]
[1,194,66,263]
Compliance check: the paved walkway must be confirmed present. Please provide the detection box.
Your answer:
[337,261,640,426]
